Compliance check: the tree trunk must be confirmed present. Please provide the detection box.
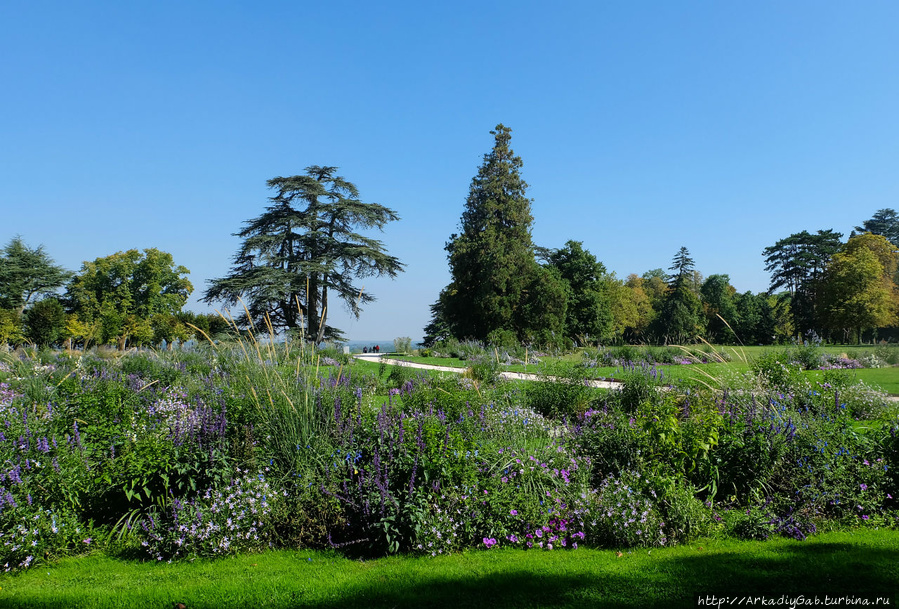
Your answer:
[315,287,329,345]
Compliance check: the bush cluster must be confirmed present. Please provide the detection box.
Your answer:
[0,340,897,573]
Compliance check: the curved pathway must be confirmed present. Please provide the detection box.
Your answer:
[352,353,623,389]
[354,353,899,400]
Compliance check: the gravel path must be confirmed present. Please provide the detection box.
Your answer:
[352,353,622,389]
[354,353,899,400]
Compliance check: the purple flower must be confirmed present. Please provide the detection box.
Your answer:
[510,509,518,516]
[860,484,868,491]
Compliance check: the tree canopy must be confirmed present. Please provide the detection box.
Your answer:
[821,246,893,343]
[203,167,404,343]
[547,240,613,341]
[763,229,843,335]
[654,247,704,343]
[0,236,71,313]
[855,208,899,246]
[66,248,193,348]
[441,125,548,342]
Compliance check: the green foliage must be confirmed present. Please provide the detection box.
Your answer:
[855,208,899,246]
[750,351,804,389]
[485,328,519,352]
[442,124,549,342]
[2,334,898,572]
[788,337,824,370]
[23,298,67,347]
[527,362,597,419]
[203,166,404,344]
[0,307,24,346]
[465,354,501,384]
[0,236,71,313]
[732,291,780,345]
[763,229,843,335]
[821,246,893,343]
[65,248,192,348]
[652,247,705,344]
[725,500,777,540]
[139,474,281,560]
[393,336,412,354]
[518,265,569,347]
[547,241,614,342]
[422,292,453,347]
[700,274,739,343]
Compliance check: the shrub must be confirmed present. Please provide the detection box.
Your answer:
[527,362,597,419]
[464,354,501,385]
[139,473,281,560]
[751,351,803,390]
[584,471,666,548]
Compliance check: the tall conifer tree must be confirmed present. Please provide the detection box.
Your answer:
[204,167,404,343]
[443,125,540,340]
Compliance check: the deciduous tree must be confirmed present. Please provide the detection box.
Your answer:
[821,247,893,343]
[547,240,613,342]
[700,274,739,343]
[66,249,193,348]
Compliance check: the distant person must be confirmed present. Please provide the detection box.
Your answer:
[363,346,368,354]
[374,345,380,353]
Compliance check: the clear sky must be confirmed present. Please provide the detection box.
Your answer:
[2,1,897,342]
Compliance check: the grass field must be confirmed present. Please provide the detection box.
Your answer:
[384,349,899,394]
[2,530,896,609]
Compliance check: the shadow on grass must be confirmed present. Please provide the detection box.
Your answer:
[292,543,899,609]
[5,542,897,609]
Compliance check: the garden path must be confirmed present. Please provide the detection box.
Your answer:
[352,353,622,389]
[353,353,899,401]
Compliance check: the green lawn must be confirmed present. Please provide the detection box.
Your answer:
[3,530,897,608]
[383,350,899,394]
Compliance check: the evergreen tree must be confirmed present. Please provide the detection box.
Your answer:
[204,167,404,344]
[763,229,843,335]
[654,247,704,343]
[23,298,66,347]
[667,246,695,283]
[0,237,71,314]
[443,125,544,341]
[422,291,452,347]
[855,208,899,245]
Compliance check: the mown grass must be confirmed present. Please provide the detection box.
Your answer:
[3,530,896,609]
[386,350,899,394]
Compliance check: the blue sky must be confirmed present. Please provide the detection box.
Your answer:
[2,1,897,342]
